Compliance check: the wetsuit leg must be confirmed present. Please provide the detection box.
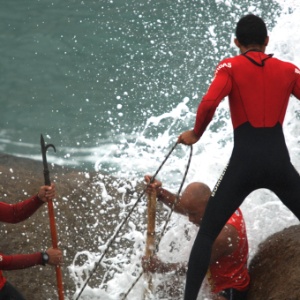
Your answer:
[0,282,25,300]
[269,162,300,219]
[219,288,248,300]
[184,156,254,300]
[184,122,300,300]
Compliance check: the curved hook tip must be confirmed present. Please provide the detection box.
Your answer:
[45,144,56,153]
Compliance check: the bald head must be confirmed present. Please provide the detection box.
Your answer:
[182,182,211,206]
[179,182,211,225]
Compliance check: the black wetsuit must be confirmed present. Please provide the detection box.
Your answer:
[184,51,300,299]
[0,282,25,300]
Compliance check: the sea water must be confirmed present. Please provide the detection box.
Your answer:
[1,0,300,299]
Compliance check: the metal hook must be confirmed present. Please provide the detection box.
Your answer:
[41,134,56,154]
[40,134,56,186]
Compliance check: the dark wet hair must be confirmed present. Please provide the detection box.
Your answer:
[235,14,268,46]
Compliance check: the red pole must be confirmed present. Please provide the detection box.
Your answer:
[47,200,64,300]
[40,135,64,299]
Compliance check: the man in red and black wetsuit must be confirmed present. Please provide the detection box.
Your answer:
[178,14,300,300]
[142,177,249,300]
[0,184,62,300]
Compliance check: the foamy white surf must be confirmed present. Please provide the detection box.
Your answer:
[70,2,300,299]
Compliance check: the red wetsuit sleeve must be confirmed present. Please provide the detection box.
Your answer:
[0,195,44,223]
[194,61,232,138]
[292,73,300,99]
[0,252,42,270]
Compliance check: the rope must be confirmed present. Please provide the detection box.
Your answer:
[121,144,193,299]
[75,142,180,300]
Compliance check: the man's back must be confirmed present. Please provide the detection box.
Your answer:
[227,51,300,128]
[194,51,300,137]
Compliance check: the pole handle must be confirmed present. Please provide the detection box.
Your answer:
[143,190,157,299]
[145,190,157,257]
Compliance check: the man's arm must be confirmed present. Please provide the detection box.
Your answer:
[292,70,300,99]
[211,224,239,263]
[142,255,186,276]
[178,61,232,145]
[193,61,232,139]
[0,196,43,224]
[0,248,62,270]
[0,184,55,223]
[142,225,239,276]
[144,175,186,215]
[0,252,42,270]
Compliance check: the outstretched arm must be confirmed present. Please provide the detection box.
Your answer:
[142,255,186,275]
[144,175,186,215]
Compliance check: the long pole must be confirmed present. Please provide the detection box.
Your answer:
[41,135,64,300]
[47,200,64,300]
[144,189,157,299]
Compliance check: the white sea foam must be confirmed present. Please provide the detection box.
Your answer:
[70,2,300,299]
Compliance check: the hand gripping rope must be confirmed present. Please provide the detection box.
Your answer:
[75,142,193,299]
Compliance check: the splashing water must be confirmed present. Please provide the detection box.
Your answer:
[67,1,300,299]
[1,0,300,299]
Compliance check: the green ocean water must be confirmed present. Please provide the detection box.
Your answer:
[2,2,300,299]
[0,0,281,170]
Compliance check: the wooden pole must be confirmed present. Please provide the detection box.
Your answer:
[144,189,157,299]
